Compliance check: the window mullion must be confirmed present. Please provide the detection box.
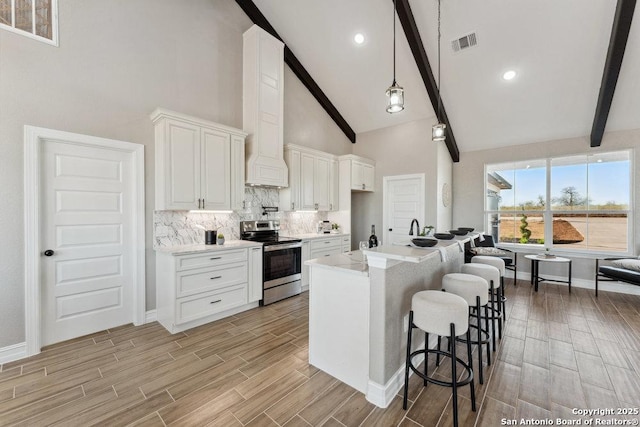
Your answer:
[545,158,551,249]
[11,0,15,27]
[31,0,35,35]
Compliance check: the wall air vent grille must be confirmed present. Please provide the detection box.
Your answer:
[451,32,477,53]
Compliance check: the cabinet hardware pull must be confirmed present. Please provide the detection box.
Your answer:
[362,183,365,190]
[197,198,201,209]
[209,299,222,304]
[291,202,294,210]
[330,204,333,210]
[242,200,246,209]
[210,257,221,260]
[202,198,205,207]
[324,241,330,244]
[210,276,222,280]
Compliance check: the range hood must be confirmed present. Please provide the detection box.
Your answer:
[243,25,289,188]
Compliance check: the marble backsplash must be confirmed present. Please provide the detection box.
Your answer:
[154,187,329,248]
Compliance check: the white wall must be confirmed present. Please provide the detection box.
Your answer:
[453,128,640,281]
[351,118,452,247]
[0,0,351,348]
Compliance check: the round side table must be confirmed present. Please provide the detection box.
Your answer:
[523,254,572,293]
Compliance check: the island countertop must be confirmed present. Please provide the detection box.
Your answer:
[304,250,369,276]
[363,237,468,265]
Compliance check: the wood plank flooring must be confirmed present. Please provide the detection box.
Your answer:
[2,280,640,426]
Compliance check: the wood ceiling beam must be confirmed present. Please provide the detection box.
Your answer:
[590,0,637,147]
[395,0,459,162]
[235,0,357,144]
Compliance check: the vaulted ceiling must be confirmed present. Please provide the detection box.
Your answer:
[250,0,640,154]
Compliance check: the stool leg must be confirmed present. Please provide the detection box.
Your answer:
[450,323,459,427]
[476,296,483,384]
[490,282,497,352]
[403,311,414,410]
[424,332,429,386]
[501,276,507,324]
[497,284,503,340]
[484,304,491,366]
[466,328,477,412]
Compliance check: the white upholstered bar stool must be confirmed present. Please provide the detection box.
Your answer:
[471,256,507,336]
[463,262,503,351]
[402,290,476,427]
[442,273,491,384]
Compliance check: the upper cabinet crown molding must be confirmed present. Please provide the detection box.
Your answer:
[152,108,246,211]
[243,25,289,188]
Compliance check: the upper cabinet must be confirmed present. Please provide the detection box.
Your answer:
[243,25,288,188]
[341,155,375,192]
[280,144,338,212]
[152,109,247,211]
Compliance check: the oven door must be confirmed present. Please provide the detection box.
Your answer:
[263,243,302,288]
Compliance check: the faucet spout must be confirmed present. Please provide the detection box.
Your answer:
[409,219,420,236]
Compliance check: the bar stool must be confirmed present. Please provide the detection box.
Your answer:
[461,263,502,352]
[442,273,491,384]
[402,290,476,427]
[471,256,507,336]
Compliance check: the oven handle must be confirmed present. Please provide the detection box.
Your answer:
[264,242,302,252]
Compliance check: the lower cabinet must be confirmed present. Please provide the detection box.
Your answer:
[301,235,351,289]
[156,246,262,333]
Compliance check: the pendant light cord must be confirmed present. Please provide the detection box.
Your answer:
[437,0,442,122]
[393,0,397,84]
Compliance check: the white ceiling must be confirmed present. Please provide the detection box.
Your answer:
[253,0,640,153]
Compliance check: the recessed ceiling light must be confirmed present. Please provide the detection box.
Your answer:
[502,70,517,80]
[354,33,365,44]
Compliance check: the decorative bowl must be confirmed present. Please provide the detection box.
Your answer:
[457,227,475,232]
[433,233,455,240]
[411,238,438,247]
[449,229,468,236]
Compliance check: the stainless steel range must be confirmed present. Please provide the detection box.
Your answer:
[240,220,302,305]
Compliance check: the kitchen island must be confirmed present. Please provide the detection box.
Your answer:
[306,238,467,409]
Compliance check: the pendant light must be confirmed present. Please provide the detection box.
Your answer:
[386,0,404,113]
[432,0,446,142]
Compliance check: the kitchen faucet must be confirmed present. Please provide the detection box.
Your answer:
[409,218,420,236]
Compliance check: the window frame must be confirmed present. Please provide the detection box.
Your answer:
[0,0,58,46]
[484,149,634,257]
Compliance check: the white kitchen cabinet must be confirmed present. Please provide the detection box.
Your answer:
[301,240,311,289]
[156,247,259,334]
[310,236,343,259]
[341,235,351,252]
[280,144,337,211]
[351,160,375,192]
[243,25,288,187]
[248,246,263,303]
[330,159,339,211]
[152,109,247,211]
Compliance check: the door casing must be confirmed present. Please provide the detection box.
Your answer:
[24,125,145,356]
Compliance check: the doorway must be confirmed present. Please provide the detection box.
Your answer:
[383,174,425,246]
[24,126,145,355]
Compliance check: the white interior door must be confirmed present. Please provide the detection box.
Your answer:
[41,140,134,346]
[383,174,425,246]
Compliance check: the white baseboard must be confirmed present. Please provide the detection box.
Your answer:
[0,342,27,365]
[366,335,435,408]
[145,309,157,323]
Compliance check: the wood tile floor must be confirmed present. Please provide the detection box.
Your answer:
[2,280,640,426]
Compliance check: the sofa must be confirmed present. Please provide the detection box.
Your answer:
[595,257,640,297]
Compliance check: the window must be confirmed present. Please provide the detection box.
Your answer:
[0,0,57,45]
[485,150,632,254]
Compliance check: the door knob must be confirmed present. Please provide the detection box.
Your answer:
[388,228,392,232]
[44,249,55,257]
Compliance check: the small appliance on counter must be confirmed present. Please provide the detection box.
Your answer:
[317,220,332,234]
[204,230,217,245]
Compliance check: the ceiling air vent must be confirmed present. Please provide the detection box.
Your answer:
[451,32,477,53]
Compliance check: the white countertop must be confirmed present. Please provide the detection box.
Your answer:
[305,250,369,276]
[363,237,469,266]
[155,240,263,255]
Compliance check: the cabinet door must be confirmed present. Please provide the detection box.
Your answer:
[248,246,263,303]
[314,156,330,211]
[329,159,339,211]
[300,153,316,210]
[164,119,201,209]
[231,135,246,211]
[201,128,231,210]
[351,161,364,191]
[301,240,310,288]
[363,164,375,192]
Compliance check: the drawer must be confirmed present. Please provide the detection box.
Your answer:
[310,238,341,251]
[176,249,248,271]
[176,262,247,298]
[311,248,341,259]
[176,285,247,325]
